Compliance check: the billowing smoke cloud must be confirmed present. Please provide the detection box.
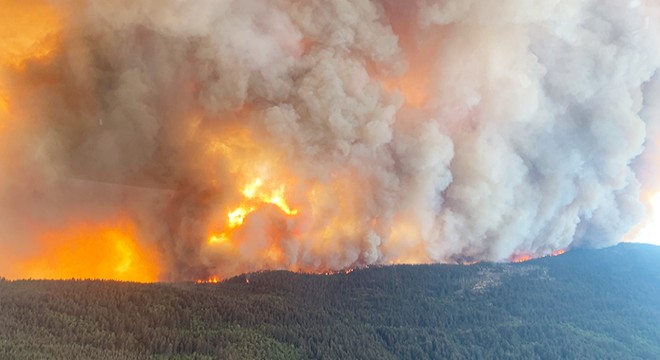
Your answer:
[1,0,659,281]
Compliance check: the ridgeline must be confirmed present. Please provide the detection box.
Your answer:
[1,243,659,359]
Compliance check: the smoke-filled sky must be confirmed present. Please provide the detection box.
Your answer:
[0,0,659,282]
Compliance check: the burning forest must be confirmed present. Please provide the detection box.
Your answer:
[1,0,660,282]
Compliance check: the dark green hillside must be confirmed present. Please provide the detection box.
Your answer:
[1,243,659,359]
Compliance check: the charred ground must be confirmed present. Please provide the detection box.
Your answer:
[1,243,659,359]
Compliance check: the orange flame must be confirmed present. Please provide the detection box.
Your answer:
[321,268,357,276]
[510,254,533,263]
[196,275,220,284]
[204,128,299,271]
[0,1,587,282]
[17,219,160,283]
[551,249,566,257]
[218,177,298,233]
[509,248,567,263]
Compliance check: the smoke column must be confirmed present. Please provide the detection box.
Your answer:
[1,0,659,281]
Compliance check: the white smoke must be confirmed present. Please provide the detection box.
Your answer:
[1,0,659,280]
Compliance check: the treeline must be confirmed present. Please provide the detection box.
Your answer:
[0,243,659,359]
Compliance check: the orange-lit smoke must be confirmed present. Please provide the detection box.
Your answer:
[0,0,61,136]
[0,0,60,66]
[12,219,160,282]
[199,128,304,276]
[1,0,659,283]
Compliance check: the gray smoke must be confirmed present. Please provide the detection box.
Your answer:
[1,0,659,280]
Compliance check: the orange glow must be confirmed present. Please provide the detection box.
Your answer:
[627,192,660,246]
[377,3,444,109]
[209,233,231,245]
[382,73,430,108]
[0,1,618,284]
[205,129,299,255]
[196,275,220,284]
[0,0,62,134]
[321,268,356,276]
[551,249,566,257]
[0,93,7,134]
[510,248,567,263]
[227,205,255,228]
[382,218,431,265]
[219,178,298,233]
[511,254,533,263]
[0,95,7,113]
[243,179,298,216]
[264,244,284,263]
[0,0,61,68]
[17,219,160,282]
[207,177,298,247]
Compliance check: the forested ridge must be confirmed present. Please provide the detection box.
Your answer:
[1,243,659,359]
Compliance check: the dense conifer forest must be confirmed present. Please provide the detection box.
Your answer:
[1,243,659,359]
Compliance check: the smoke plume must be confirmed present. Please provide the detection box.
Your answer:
[1,0,659,281]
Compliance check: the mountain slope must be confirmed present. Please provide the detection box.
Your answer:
[1,243,659,359]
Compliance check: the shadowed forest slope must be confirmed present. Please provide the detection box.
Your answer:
[1,243,659,359]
